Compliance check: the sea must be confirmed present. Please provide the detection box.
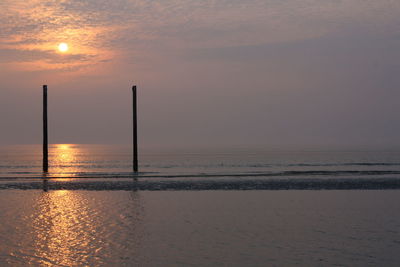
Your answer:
[0,144,400,266]
[1,144,400,190]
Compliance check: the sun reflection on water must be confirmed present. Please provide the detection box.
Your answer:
[26,190,144,266]
[32,190,96,265]
[48,144,81,180]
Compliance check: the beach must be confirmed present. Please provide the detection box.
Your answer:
[1,145,400,266]
[1,190,399,266]
[2,0,400,265]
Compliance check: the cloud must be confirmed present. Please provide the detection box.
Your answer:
[0,1,400,147]
[1,0,399,68]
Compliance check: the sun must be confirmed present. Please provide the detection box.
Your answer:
[58,42,69,53]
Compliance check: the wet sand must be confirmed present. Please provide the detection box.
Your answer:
[2,176,400,190]
[0,190,399,266]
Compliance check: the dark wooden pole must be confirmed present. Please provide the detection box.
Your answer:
[43,85,48,172]
[132,85,138,172]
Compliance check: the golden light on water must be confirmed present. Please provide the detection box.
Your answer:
[27,189,143,265]
[49,144,80,180]
[58,144,71,150]
[58,42,69,53]
[32,190,96,266]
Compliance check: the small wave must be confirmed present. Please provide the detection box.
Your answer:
[1,177,400,190]
[1,162,400,171]
[1,170,400,179]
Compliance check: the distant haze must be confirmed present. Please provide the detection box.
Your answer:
[1,0,400,150]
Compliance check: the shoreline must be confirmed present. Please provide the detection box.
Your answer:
[1,177,400,190]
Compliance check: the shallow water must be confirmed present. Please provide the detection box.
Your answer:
[1,145,400,265]
[0,190,399,266]
[1,145,400,190]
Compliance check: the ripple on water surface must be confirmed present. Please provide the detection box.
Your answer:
[0,190,400,266]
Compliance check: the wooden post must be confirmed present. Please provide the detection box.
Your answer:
[132,85,138,172]
[43,85,48,172]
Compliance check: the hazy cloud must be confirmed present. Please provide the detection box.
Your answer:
[0,0,400,148]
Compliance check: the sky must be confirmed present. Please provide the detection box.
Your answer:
[0,0,400,150]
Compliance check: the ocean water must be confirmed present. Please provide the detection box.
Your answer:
[1,190,400,266]
[1,145,400,266]
[1,144,400,190]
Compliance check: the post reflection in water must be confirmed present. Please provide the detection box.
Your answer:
[26,144,146,265]
[29,189,144,266]
[42,173,48,192]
